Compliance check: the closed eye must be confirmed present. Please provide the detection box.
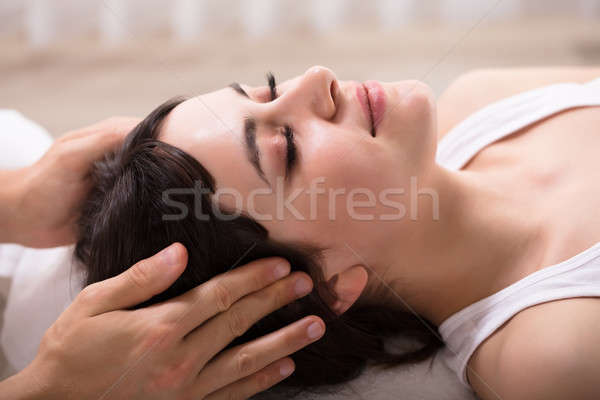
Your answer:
[233,73,297,181]
[229,73,277,103]
[229,82,249,98]
[267,72,277,101]
[283,125,297,179]
[267,72,297,180]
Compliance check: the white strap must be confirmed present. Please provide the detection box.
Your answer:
[436,79,600,171]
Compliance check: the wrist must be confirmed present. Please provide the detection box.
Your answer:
[0,169,28,244]
[0,367,50,400]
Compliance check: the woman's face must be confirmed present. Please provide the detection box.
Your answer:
[161,66,437,280]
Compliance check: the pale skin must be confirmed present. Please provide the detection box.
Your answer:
[158,65,600,399]
[0,119,325,399]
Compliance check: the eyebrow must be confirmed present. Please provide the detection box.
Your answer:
[229,82,249,98]
[243,117,270,186]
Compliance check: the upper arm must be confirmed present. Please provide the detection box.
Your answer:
[469,323,600,400]
[437,66,600,140]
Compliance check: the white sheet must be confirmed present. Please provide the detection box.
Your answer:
[0,109,52,170]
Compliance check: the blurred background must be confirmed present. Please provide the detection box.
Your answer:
[1,0,599,136]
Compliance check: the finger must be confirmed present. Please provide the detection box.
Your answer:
[202,358,295,400]
[58,118,141,171]
[192,316,325,397]
[74,242,187,316]
[58,117,140,142]
[158,257,291,336]
[183,271,313,363]
[69,127,128,165]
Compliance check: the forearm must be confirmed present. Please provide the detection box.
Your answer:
[0,169,26,244]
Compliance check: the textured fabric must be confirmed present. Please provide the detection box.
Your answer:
[0,109,52,170]
[436,77,600,387]
[0,245,81,372]
[0,109,80,376]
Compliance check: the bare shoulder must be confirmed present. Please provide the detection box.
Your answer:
[467,298,600,400]
[437,66,600,140]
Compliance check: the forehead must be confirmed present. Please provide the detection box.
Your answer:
[159,88,263,191]
[160,88,238,145]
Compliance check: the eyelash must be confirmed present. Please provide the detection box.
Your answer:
[266,72,297,177]
[266,72,277,101]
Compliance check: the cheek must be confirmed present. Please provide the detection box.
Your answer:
[303,135,385,188]
[261,138,399,244]
[306,138,404,218]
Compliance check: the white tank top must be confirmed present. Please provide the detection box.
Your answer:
[435,76,600,388]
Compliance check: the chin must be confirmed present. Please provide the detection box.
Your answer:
[392,80,436,113]
[381,80,436,135]
[381,80,438,168]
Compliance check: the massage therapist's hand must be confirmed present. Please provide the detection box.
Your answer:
[0,117,140,247]
[2,243,324,400]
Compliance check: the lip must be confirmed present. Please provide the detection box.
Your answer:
[364,81,386,133]
[356,81,386,137]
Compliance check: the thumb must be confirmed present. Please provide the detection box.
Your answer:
[79,243,188,316]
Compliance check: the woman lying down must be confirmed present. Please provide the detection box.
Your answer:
[76,66,600,399]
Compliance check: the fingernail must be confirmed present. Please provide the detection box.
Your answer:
[161,244,179,266]
[273,260,290,280]
[307,321,324,340]
[279,360,294,377]
[294,277,312,296]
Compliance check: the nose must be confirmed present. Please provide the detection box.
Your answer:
[273,66,338,121]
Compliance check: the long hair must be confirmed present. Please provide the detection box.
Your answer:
[75,97,443,396]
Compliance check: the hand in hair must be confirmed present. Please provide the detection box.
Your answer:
[0,116,139,247]
[0,243,323,400]
[76,98,444,397]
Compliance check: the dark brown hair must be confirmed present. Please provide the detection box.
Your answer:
[75,97,443,396]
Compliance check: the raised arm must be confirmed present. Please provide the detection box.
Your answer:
[0,117,139,247]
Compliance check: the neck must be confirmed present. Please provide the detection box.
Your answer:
[382,165,548,327]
